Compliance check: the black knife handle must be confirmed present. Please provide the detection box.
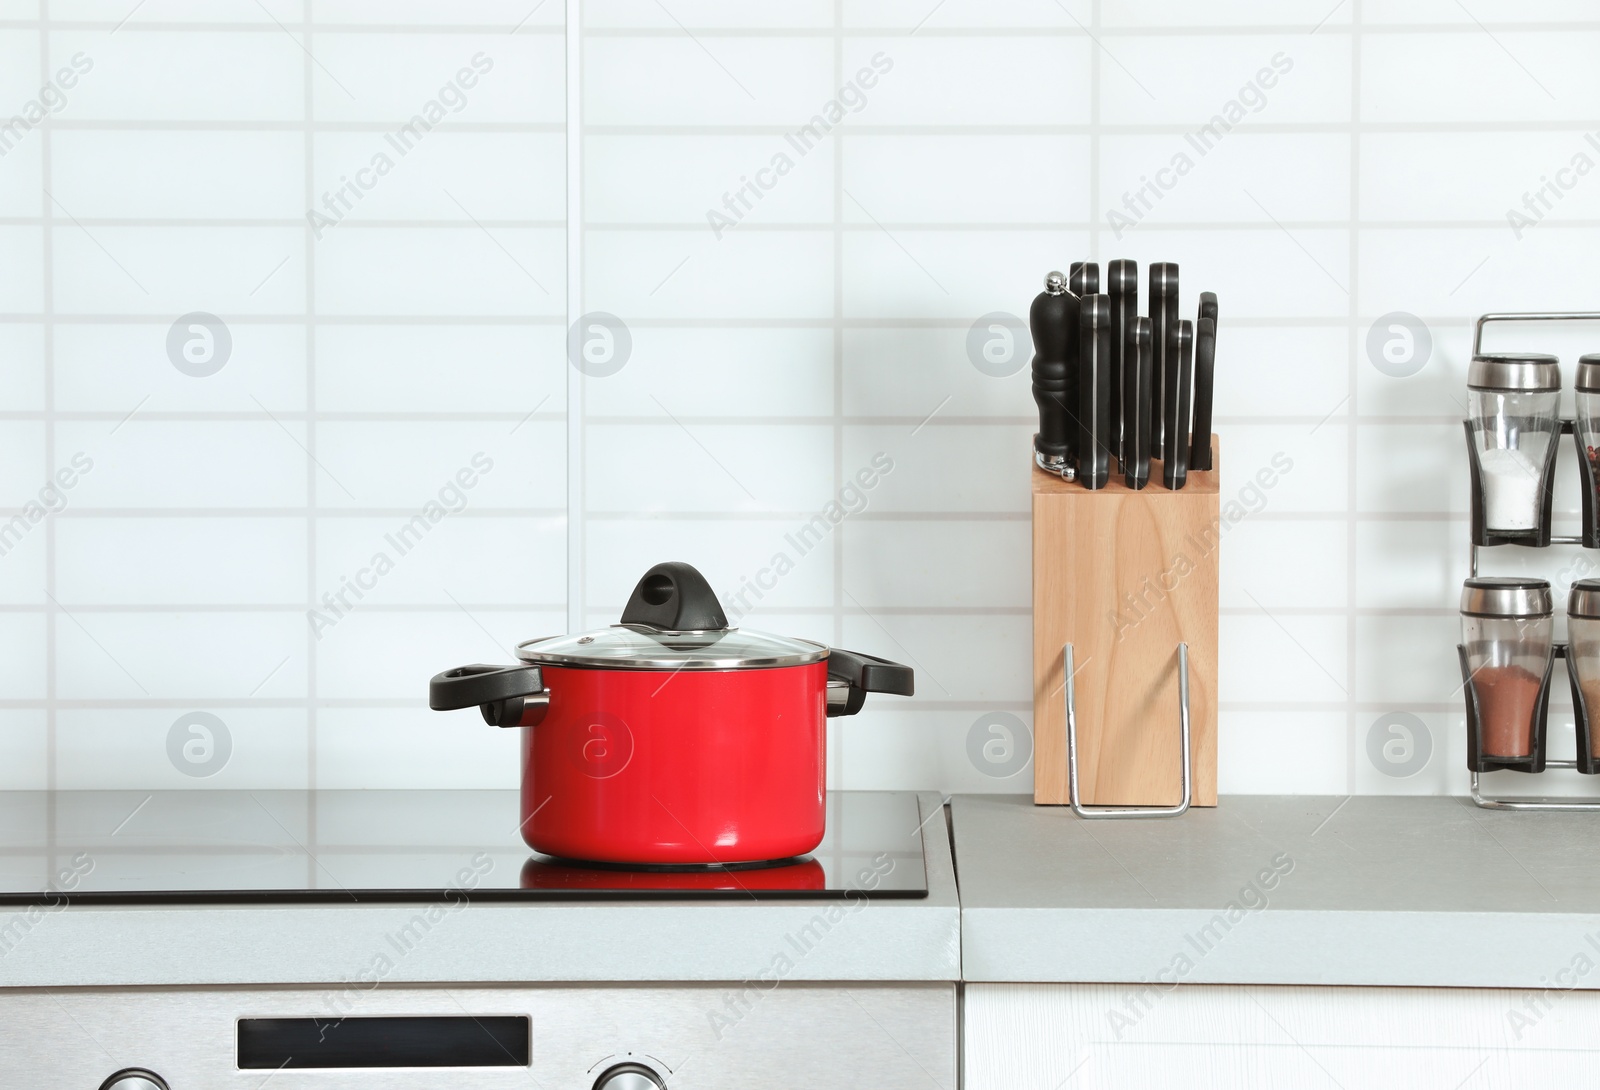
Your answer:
[1069,262,1099,296]
[1149,263,1179,461]
[1164,320,1193,490]
[1030,273,1077,464]
[1124,316,1152,490]
[1107,259,1137,469]
[1198,291,1218,334]
[1190,314,1216,472]
[1078,294,1112,490]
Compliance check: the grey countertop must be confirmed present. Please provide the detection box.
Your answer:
[953,793,1600,988]
[0,791,960,988]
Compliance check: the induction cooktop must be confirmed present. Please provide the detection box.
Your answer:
[0,789,931,903]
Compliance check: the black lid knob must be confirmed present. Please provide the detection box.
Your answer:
[619,562,729,632]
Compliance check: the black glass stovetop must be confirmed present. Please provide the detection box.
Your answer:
[0,790,930,903]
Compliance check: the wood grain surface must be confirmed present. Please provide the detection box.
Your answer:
[1032,438,1220,807]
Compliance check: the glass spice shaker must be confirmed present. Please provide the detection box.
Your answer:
[1467,353,1561,535]
[1461,577,1554,761]
[1569,578,1600,761]
[1576,353,1600,503]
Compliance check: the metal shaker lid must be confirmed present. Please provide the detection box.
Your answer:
[1468,353,1561,392]
[1570,578,1600,619]
[1576,353,1600,393]
[1461,577,1553,618]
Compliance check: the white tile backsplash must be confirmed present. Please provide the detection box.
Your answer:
[6,4,1599,800]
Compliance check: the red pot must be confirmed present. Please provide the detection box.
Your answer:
[429,562,913,865]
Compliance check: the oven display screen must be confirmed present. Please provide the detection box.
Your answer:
[238,1015,531,1068]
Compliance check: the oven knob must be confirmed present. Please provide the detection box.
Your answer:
[593,1062,666,1090]
[99,1071,168,1090]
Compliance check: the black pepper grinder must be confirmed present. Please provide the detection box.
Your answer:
[1031,270,1079,478]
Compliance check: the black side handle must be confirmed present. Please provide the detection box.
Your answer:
[429,664,545,727]
[827,648,914,718]
[619,561,729,632]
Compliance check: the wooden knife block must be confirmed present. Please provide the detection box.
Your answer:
[1032,437,1219,807]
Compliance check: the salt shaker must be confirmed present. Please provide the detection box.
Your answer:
[1575,354,1600,502]
[1467,353,1561,535]
[1461,576,1554,762]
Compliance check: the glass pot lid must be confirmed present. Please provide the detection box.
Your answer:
[514,561,829,671]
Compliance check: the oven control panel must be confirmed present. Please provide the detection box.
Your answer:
[3,984,952,1088]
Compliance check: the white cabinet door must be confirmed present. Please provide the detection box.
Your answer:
[966,981,1600,1089]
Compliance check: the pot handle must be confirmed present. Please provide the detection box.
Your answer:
[826,648,915,718]
[428,663,549,728]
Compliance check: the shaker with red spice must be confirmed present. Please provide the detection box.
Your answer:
[1461,577,1554,769]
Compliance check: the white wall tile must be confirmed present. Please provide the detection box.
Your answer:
[0,421,46,505]
[0,711,46,789]
[313,420,563,510]
[844,520,1029,609]
[834,708,1035,793]
[1353,613,1457,705]
[53,321,307,412]
[586,37,835,127]
[1219,710,1348,794]
[314,515,564,608]
[1361,131,1600,223]
[845,135,1091,224]
[843,326,1032,419]
[0,613,46,700]
[55,708,309,790]
[1098,35,1348,126]
[52,226,305,316]
[1354,422,1460,514]
[55,517,307,605]
[50,130,304,220]
[1214,325,1347,418]
[1362,32,1600,123]
[587,135,835,226]
[1219,612,1348,703]
[592,1,833,29]
[1220,423,1346,514]
[315,706,520,789]
[1104,1,1348,26]
[54,610,307,700]
[313,0,552,24]
[586,228,834,320]
[0,133,43,217]
[309,130,564,224]
[59,420,308,508]
[56,0,301,21]
[1221,517,1347,609]
[0,226,44,312]
[1353,519,1462,610]
[315,324,564,414]
[313,226,564,317]
[843,423,1032,513]
[587,422,833,513]
[585,326,833,418]
[839,37,1088,126]
[1099,133,1350,228]
[50,31,305,122]
[311,34,562,124]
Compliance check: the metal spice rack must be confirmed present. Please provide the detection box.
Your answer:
[1464,311,1600,811]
